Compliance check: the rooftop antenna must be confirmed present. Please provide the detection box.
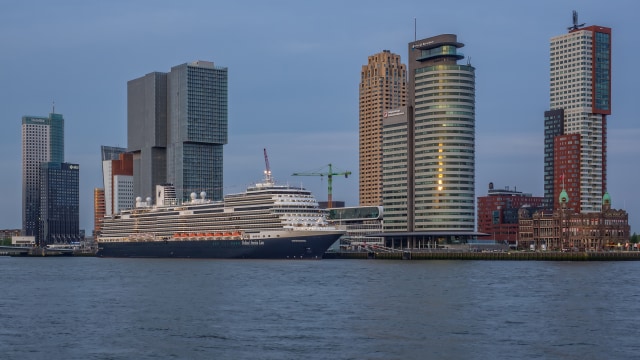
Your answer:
[414,18,416,41]
[568,10,585,31]
[52,100,55,114]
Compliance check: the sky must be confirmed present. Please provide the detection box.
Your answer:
[1,0,639,234]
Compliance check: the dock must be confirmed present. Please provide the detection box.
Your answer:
[0,246,96,257]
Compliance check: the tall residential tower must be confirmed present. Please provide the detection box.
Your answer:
[546,13,611,212]
[359,50,406,206]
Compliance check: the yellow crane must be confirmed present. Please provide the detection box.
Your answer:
[292,164,351,208]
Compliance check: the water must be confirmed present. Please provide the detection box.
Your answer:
[1,257,639,360]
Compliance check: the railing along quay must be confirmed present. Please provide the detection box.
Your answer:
[324,251,640,261]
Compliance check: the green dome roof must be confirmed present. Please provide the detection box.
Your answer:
[559,189,569,204]
[602,192,611,204]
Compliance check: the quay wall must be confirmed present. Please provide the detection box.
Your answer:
[324,251,640,261]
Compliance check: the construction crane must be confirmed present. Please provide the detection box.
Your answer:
[292,164,351,208]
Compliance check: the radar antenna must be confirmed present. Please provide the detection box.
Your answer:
[568,10,585,31]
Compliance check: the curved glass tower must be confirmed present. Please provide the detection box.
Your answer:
[408,34,476,231]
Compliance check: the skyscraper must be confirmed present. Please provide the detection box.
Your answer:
[128,72,168,202]
[547,14,611,212]
[94,188,105,236]
[359,50,406,206]
[128,61,228,203]
[167,61,228,201]
[39,162,80,245]
[406,34,476,232]
[21,113,64,240]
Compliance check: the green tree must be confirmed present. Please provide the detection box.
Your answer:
[631,232,639,244]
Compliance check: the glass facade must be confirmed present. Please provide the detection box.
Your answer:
[593,31,611,112]
[382,108,410,231]
[39,162,80,245]
[21,113,64,241]
[327,206,382,221]
[168,62,228,201]
[413,64,475,231]
[543,109,564,208]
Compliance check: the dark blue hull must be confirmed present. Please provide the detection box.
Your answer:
[97,232,341,259]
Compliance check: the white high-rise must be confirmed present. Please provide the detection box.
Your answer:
[21,113,64,239]
[548,16,611,213]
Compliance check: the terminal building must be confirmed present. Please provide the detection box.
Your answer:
[327,206,383,250]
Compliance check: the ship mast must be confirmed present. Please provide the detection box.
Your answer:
[263,148,273,184]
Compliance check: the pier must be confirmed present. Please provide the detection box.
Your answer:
[0,246,95,257]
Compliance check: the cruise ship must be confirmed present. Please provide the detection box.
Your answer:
[97,167,344,259]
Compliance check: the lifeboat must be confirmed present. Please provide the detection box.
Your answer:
[214,233,223,237]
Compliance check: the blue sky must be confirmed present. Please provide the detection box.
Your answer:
[1,0,639,233]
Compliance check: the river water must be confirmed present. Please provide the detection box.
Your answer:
[1,257,639,359]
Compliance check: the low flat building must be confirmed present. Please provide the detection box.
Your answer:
[327,206,383,249]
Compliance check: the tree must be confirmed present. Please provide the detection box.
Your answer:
[631,232,639,244]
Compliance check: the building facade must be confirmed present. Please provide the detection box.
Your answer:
[543,109,564,207]
[382,107,410,232]
[21,113,64,241]
[477,183,544,242]
[407,34,476,232]
[94,188,105,237]
[39,162,80,245]
[167,61,228,202]
[518,193,629,251]
[128,72,168,202]
[359,50,406,206]
[547,19,611,213]
[327,206,384,249]
[128,61,228,203]
[102,152,134,216]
